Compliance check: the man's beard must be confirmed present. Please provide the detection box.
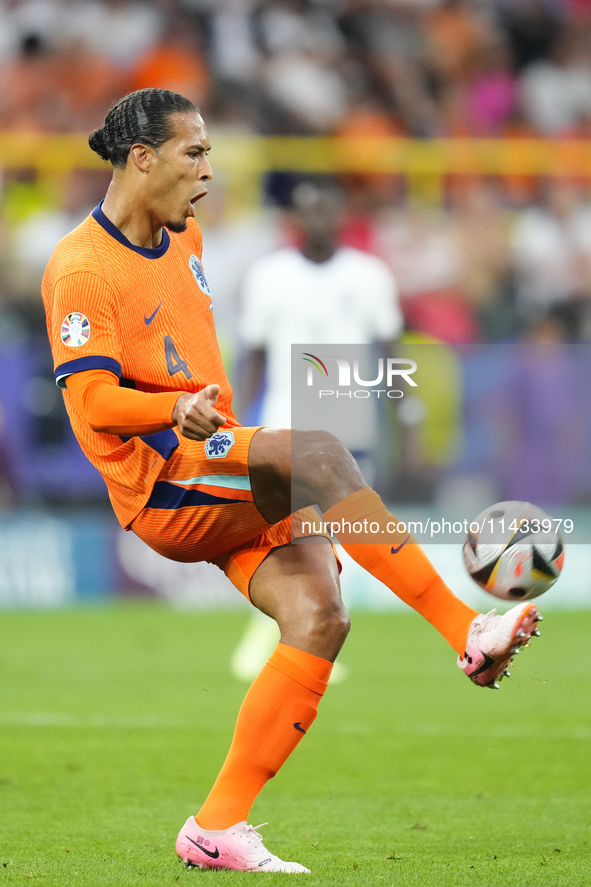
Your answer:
[165,220,188,233]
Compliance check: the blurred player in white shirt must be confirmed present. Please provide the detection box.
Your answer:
[233,179,403,681]
[239,179,403,432]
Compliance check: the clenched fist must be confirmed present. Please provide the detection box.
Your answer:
[172,384,226,440]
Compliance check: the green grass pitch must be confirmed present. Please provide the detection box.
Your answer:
[0,603,589,886]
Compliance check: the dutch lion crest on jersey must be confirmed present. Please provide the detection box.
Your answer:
[189,255,211,296]
[205,431,235,459]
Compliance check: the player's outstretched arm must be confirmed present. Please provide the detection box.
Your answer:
[66,369,181,436]
[172,384,226,441]
[65,371,226,439]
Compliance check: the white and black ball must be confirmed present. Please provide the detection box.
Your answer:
[463,500,564,601]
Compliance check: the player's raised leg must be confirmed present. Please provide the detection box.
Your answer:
[176,538,347,872]
[247,427,541,687]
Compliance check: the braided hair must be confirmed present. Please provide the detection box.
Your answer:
[89,89,198,168]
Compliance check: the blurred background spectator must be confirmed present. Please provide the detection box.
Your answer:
[511,178,591,321]
[3,0,591,515]
[238,178,402,443]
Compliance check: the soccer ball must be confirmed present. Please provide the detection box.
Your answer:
[463,500,565,601]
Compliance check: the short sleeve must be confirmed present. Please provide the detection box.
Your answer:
[49,271,123,388]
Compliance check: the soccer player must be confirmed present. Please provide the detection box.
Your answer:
[42,89,543,874]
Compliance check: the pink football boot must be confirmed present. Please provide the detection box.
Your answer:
[176,816,310,873]
[458,602,542,689]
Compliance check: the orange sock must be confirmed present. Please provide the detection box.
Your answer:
[196,643,332,830]
[324,488,477,655]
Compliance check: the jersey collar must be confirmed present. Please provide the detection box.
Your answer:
[91,201,170,259]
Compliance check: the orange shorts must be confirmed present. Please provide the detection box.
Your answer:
[130,425,337,600]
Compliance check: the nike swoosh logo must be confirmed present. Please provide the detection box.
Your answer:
[186,835,220,858]
[144,302,162,325]
[294,722,307,734]
[391,534,411,554]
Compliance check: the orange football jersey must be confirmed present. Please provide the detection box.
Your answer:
[42,203,239,527]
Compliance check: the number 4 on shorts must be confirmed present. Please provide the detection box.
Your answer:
[164,335,192,379]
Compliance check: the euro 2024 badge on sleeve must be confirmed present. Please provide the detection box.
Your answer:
[61,312,90,347]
